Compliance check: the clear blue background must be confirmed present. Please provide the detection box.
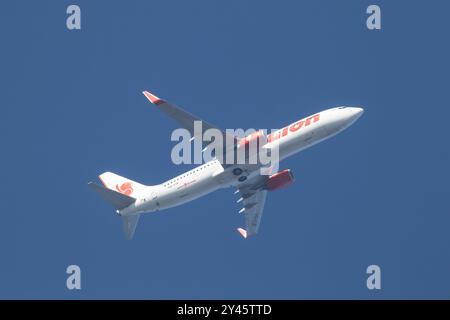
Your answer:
[1,1,449,299]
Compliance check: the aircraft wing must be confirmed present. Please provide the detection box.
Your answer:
[143,91,238,150]
[235,175,269,238]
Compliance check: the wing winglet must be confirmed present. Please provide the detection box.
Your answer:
[237,228,248,239]
[143,91,164,105]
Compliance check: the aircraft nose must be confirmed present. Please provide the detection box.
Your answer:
[349,107,364,121]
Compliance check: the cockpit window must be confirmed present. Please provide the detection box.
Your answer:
[338,107,346,109]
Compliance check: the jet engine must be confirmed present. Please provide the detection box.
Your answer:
[265,169,294,191]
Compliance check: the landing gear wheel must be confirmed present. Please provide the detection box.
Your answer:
[238,176,247,182]
[233,168,243,176]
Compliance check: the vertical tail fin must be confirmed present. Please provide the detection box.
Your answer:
[89,182,141,240]
[90,171,148,240]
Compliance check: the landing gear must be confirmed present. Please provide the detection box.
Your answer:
[238,176,247,182]
[233,168,243,176]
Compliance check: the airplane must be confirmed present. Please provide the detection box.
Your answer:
[89,91,364,240]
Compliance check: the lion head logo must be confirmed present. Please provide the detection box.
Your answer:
[116,181,133,196]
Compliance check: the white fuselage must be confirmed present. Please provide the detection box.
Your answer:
[119,107,363,216]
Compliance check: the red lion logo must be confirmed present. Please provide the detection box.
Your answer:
[116,182,133,196]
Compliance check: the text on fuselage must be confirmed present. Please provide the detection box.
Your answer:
[267,114,320,143]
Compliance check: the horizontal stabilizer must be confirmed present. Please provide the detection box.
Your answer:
[122,214,140,240]
[88,182,135,210]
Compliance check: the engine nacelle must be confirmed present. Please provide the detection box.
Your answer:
[265,169,295,191]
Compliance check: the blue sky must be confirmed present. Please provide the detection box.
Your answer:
[1,1,450,299]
